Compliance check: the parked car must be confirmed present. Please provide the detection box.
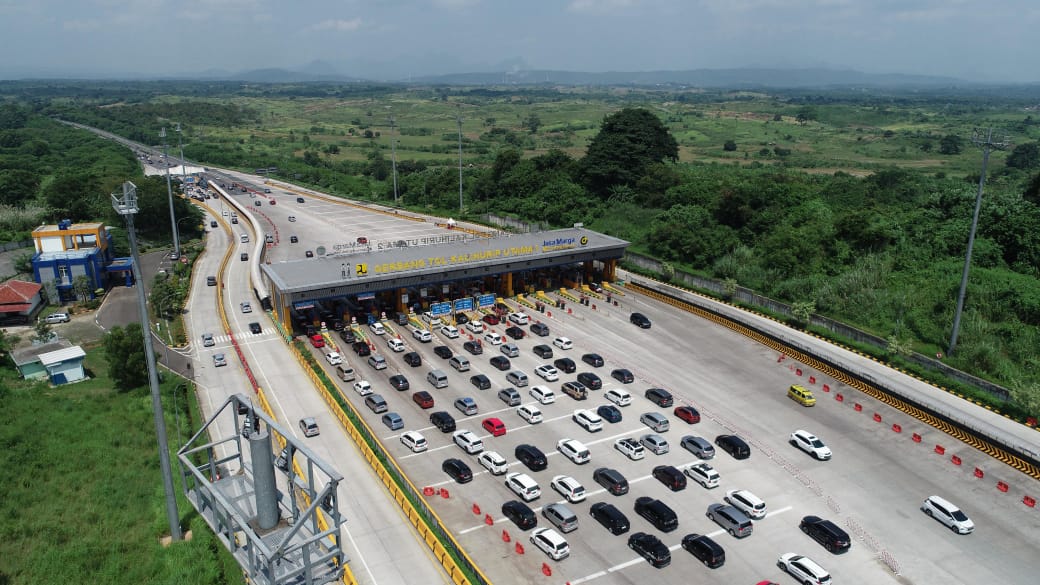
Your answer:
[681,435,716,459]
[498,387,521,406]
[634,496,679,532]
[790,429,833,460]
[482,417,507,437]
[517,403,543,424]
[412,391,435,409]
[715,434,751,460]
[515,444,548,471]
[674,405,701,424]
[429,411,456,433]
[553,337,573,350]
[470,374,492,390]
[589,502,630,535]
[502,500,537,530]
[605,388,632,406]
[581,353,604,367]
[652,465,687,491]
[630,312,652,328]
[535,364,559,381]
[572,409,603,432]
[640,433,670,455]
[614,437,645,460]
[554,357,577,373]
[298,417,320,437]
[725,489,767,519]
[706,503,753,538]
[776,553,831,585]
[611,368,634,383]
[597,404,622,423]
[490,356,511,371]
[577,372,602,390]
[433,345,453,359]
[629,532,671,568]
[529,385,556,404]
[593,467,629,496]
[685,462,720,489]
[442,458,473,483]
[640,412,670,432]
[452,429,484,454]
[550,476,586,504]
[800,515,851,554]
[454,397,479,416]
[644,388,674,407]
[681,533,726,568]
[529,527,569,561]
[400,431,428,452]
[532,344,554,359]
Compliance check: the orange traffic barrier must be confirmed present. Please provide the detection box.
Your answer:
[912,433,922,442]
[485,513,493,525]
[808,376,816,384]
[777,354,786,363]
[542,563,552,576]
[422,486,435,496]
[502,530,511,542]
[934,444,945,455]
[835,393,844,402]
[822,383,830,392]
[796,368,803,376]
[472,503,481,515]
[546,311,552,318]
[974,467,984,478]
[997,481,1009,493]
[854,403,862,412]
[1024,495,1036,507]
[591,304,596,310]
[515,542,524,555]
[440,488,450,499]
[951,455,962,466]
[892,424,902,433]
[873,413,882,423]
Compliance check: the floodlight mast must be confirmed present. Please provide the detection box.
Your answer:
[457,106,464,212]
[947,128,1010,356]
[160,127,181,259]
[111,181,183,541]
[389,113,399,205]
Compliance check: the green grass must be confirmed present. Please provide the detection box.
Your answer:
[0,348,237,585]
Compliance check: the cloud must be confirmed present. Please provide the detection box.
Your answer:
[568,0,638,12]
[432,0,482,8]
[63,18,104,31]
[311,18,363,32]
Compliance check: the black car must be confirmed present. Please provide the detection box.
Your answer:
[645,387,674,407]
[532,344,554,359]
[628,532,671,568]
[634,497,679,532]
[352,341,371,357]
[339,329,356,344]
[630,312,652,328]
[248,322,262,334]
[651,465,687,492]
[489,356,511,371]
[209,220,217,228]
[290,235,299,243]
[514,444,548,471]
[530,322,550,337]
[800,515,851,554]
[611,368,634,384]
[554,357,577,374]
[581,353,605,367]
[590,502,630,535]
[593,467,629,496]
[681,533,726,568]
[715,434,751,460]
[442,458,472,484]
[502,500,538,530]
[463,340,483,355]
[597,404,622,423]
[430,411,456,433]
[470,374,491,390]
[296,196,305,203]
[576,372,602,390]
[403,351,422,367]
[455,312,469,325]
[433,345,453,359]
[505,326,526,340]
[389,375,410,391]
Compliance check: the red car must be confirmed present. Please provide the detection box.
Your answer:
[482,417,507,437]
[309,334,325,348]
[482,314,500,325]
[412,391,435,409]
[674,406,701,424]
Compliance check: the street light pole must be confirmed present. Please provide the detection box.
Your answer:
[111,181,183,541]
[947,128,1010,356]
[175,122,186,178]
[388,113,399,205]
[457,106,464,213]
[161,127,181,259]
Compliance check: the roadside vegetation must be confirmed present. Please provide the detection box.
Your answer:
[2,81,1038,417]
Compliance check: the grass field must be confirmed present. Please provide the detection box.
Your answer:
[0,347,237,585]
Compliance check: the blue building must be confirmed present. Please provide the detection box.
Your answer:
[31,220,122,302]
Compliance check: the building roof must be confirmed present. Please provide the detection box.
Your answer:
[39,345,87,366]
[33,222,104,234]
[10,338,72,366]
[0,303,32,313]
[0,280,42,304]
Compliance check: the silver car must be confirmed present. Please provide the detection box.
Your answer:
[213,353,227,367]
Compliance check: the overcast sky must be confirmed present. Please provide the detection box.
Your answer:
[1,0,1038,82]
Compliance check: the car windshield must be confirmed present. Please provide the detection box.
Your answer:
[810,438,825,448]
[951,509,969,521]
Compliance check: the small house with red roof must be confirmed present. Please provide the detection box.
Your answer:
[0,279,44,325]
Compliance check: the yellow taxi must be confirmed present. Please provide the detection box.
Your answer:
[787,384,816,406]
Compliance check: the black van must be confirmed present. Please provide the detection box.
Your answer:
[715,434,751,460]
[634,497,678,532]
[681,533,725,568]
[652,465,687,492]
[593,467,629,496]
[590,502,630,535]
[502,500,537,530]
[800,515,851,554]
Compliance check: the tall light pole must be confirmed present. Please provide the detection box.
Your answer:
[456,106,464,213]
[175,122,186,178]
[388,113,399,205]
[947,128,1010,356]
[160,127,181,259]
[111,181,183,541]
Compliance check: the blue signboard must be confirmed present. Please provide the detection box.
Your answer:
[478,294,496,308]
[454,298,474,312]
[430,301,452,316]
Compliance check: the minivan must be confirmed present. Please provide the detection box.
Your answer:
[652,465,687,491]
[593,467,629,496]
[590,502,630,535]
[706,503,753,538]
[788,384,816,406]
[680,435,716,459]
[381,412,404,431]
[634,497,679,532]
[800,515,851,554]
[240,233,249,243]
[715,434,751,460]
[681,534,725,568]
[427,369,449,389]
[449,355,470,372]
[640,412,670,432]
[365,394,388,414]
[336,364,356,382]
[921,495,974,534]
[506,370,529,387]
[542,503,579,533]
[505,472,541,502]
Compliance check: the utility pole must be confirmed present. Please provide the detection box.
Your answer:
[175,122,186,178]
[388,114,399,205]
[456,106,464,213]
[947,128,1010,356]
[111,181,182,541]
[160,127,181,259]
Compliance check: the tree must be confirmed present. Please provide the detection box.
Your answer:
[32,320,54,344]
[723,140,737,152]
[1006,142,1040,170]
[0,328,19,365]
[72,275,92,301]
[791,300,816,327]
[522,114,542,134]
[795,107,817,125]
[103,323,150,391]
[581,108,679,197]
[939,134,963,155]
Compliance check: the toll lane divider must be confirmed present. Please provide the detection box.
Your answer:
[627,280,1040,482]
[287,340,490,585]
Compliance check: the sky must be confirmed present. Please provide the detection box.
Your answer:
[1,0,1038,83]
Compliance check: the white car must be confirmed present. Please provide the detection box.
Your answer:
[505,472,541,502]
[400,431,428,453]
[557,438,590,464]
[387,338,406,352]
[604,388,632,406]
[790,429,832,460]
[529,385,556,404]
[550,475,586,503]
[685,462,720,489]
[517,403,543,424]
[369,322,386,335]
[466,320,485,334]
[324,352,343,365]
[483,331,503,345]
[534,364,559,381]
[353,380,373,396]
[921,495,975,534]
[421,312,443,327]
[553,336,573,350]
[508,312,530,325]
[240,301,252,313]
[453,429,484,454]
[439,325,460,339]
[725,489,767,519]
[777,553,831,585]
[614,437,645,460]
[530,527,569,561]
[412,328,432,343]
[478,450,509,475]
[572,409,603,432]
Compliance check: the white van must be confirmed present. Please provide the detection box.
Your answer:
[427,369,449,389]
[506,370,528,387]
[449,355,471,372]
[921,495,974,534]
[505,472,541,502]
[240,234,249,243]
[336,364,356,382]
